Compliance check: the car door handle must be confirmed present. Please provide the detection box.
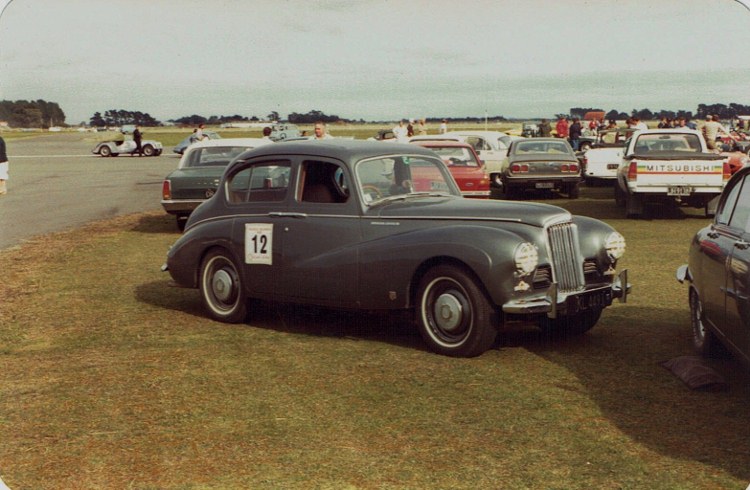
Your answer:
[734,240,750,250]
[269,212,307,219]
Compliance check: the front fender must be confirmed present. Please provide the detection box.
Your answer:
[676,264,692,284]
[357,224,535,309]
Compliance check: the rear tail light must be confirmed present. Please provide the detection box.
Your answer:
[723,159,731,181]
[162,180,172,200]
[561,164,569,172]
[511,164,529,173]
[627,161,637,181]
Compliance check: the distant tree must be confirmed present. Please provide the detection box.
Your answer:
[267,111,279,122]
[0,99,66,128]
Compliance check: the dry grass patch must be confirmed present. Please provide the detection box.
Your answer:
[0,196,749,488]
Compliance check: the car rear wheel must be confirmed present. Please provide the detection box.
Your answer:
[538,308,602,337]
[690,289,722,357]
[143,144,155,156]
[99,146,111,157]
[199,248,247,323]
[416,265,497,357]
[565,183,580,199]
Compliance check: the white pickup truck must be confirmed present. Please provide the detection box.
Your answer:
[614,129,730,218]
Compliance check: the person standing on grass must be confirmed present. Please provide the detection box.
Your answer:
[555,116,569,139]
[0,134,8,195]
[538,119,551,137]
[133,124,144,157]
[568,117,582,151]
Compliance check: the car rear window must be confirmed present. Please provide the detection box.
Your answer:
[185,146,251,168]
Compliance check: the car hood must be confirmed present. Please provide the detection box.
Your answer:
[369,195,571,228]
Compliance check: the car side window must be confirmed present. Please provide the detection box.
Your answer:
[716,175,745,226]
[727,175,750,231]
[299,161,349,204]
[226,160,291,203]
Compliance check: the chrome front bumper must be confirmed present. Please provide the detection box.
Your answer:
[502,269,630,319]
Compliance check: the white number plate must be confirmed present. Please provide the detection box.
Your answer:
[245,223,273,265]
[667,185,693,196]
[535,182,554,189]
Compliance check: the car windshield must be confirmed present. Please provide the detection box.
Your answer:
[633,133,702,153]
[514,141,572,155]
[356,155,459,205]
[183,146,251,168]
[428,146,480,167]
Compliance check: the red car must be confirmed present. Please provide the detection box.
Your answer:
[412,140,490,198]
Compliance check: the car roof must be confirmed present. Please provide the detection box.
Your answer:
[444,130,509,138]
[412,140,473,149]
[234,139,438,165]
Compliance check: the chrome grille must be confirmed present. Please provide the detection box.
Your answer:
[546,222,585,292]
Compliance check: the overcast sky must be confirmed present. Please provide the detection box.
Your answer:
[1,0,750,124]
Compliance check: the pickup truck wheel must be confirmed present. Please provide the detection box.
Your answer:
[690,289,723,357]
[538,308,602,337]
[199,248,248,323]
[143,145,155,156]
[99,146,111,157]
[614,184,626,207]
[416,265,497,357]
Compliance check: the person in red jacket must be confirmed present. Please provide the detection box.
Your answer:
[555,117,569,139]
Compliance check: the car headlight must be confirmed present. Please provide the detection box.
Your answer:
[514,242,538,275]
[605,231,626,261]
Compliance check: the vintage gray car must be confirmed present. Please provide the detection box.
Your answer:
[163,140,629,357]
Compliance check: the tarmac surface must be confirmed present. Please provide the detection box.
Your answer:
[0,132,179,250]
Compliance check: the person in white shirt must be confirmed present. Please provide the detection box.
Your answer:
[392,120,408,142]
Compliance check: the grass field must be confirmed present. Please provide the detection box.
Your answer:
[1,178,749,487]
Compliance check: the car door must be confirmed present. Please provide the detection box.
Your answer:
[464,136,503,173]
[723,174,750,361]
[225,158,293,297]
[276,158,361,306]
[698,175,746,335]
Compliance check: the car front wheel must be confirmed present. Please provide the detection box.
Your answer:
[416,265,497,357]
[99,146,111,157]
[199,248,247,323]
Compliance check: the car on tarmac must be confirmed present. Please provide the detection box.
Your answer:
[161,138,273,230]
[92,138,163,157]
[497,138,581,199]
[411,140,490,198]
[677,165,750,366]
[173,130,221,155]
[162,139,629,358]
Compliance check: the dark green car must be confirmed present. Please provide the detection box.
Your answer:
[163,140,630,357]
[161,138,273,230]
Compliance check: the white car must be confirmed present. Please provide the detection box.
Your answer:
[582,128,636,185]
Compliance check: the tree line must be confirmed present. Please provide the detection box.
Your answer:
[567,103,750,122]
[0,100,66,128]
[89,110,160,127]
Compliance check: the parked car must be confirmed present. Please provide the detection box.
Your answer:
[496,138,581,199]
[173,130,221,155]
[92,138,163,157]
[161,138,273,230]
[270,123,300,141]
[162,140,629,358]
[614,129,729,218]
[677,164,750,366]
[411,140,489,198]
[581,128,637,185]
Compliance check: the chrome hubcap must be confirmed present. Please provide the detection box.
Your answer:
[434,292,463,332]
[212,269,234,302]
